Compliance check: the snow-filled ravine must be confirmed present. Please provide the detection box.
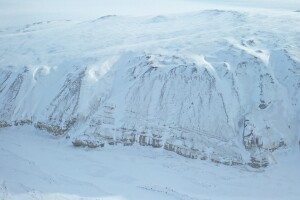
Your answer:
[0,126,300,200]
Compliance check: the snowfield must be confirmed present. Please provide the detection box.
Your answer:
[0,1,300,199]
[0,126,299,200]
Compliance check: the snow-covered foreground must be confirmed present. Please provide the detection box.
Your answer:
[0,126,299,200]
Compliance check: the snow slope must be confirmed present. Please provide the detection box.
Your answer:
[1,0,299,28]
[0,8,299,167]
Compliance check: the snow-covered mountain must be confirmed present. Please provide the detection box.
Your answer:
[0,9,299,168]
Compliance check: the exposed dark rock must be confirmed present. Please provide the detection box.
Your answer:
[210,153,243,166]
[47,70,84,127]
[121,132,136,146]
[0,73,24,119]
[264,139,286,152]
[248,156,269,168]
[14,119,32,126]
[34,122,67,136]
[72,137,105,148]
[164,142,198,159]
[259,100,268,109]
[0,121,12,128]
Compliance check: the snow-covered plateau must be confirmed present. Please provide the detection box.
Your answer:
[0,2,300,200]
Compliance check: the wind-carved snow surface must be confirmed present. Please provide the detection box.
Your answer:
[0,9,299,169]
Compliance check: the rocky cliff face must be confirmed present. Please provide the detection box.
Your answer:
[0,10,299,167]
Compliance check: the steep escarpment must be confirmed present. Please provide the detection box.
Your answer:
[0,48,298,168]
[0,10,299,168]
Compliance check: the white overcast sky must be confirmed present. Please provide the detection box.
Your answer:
[0,0,299,27]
